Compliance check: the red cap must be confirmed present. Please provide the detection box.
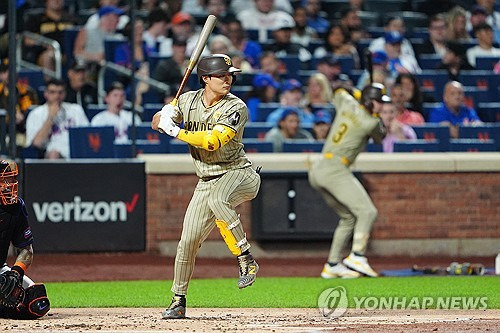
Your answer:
[172,12,192,25]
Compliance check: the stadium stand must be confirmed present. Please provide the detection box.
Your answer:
[114,139,166,158]
[84,104,107,121]
[255,103,282,122]
[411,124,450,151]
[418,54,442,70]
[458,124,500,149]
[282,140,324,153]
[244,123,273,140]
[321,0,351,20]
[475,56,500,70]
[383,12,428,33]
[242,139,274,153]
[477,103,500,123]
[393,140,441,152]
[169,140,190,153]
[142,104,163,122]
[449,139,497,152]
[417,71,449,101]
[366,143,384,152]
[365,0,408,13]
[69,126,115,158]
[130,124,171,152]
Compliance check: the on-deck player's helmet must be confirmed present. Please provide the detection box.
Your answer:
[197,54,241,84]
[360,83,391,110]
[0,160,19,205]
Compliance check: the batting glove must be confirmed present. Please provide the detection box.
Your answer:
[160,104,179,119]
[158,114,181,137]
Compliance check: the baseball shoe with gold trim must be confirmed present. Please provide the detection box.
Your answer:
[162,296,186,319]
[237,254,259,289]
[321,263,361,279]
[343,253,379,277]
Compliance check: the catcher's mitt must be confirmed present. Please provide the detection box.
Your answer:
[0,270,25,308]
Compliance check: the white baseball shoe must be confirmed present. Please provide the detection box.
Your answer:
[343,253,379,277]
[321,263,361,279]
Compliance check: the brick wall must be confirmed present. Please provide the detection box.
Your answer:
[146,172,500,253]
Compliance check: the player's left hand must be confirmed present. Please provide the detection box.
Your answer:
[0,270,25,308]
[158,114,181,137]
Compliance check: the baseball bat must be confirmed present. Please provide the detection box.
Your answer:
[170,14,217,106]
[364,49,373,84]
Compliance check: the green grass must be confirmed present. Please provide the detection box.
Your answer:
[46,276,500,309]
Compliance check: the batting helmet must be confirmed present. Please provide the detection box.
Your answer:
[360,83,391,110]
[197,54,241,81]
[0,160,19,205]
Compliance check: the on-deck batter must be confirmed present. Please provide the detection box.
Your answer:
[152,54,261,319]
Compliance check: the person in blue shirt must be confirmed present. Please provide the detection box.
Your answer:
[429,81,482,138]
[266,79,315,126]
[246,73,280,122]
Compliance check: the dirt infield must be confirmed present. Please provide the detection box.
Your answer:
[1,308,499,332]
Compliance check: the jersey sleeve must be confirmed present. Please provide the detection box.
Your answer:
[217,101,248,133]
[11,198,34,249]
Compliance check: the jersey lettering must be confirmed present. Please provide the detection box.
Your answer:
[333,123,349,143]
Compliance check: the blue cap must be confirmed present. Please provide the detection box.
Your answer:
[99,6,125,17]
[281,79,302,93]
[314,110,332,124]
[252,73,280,89]
[372,51,388,65]
[384,31,404,44]
[280,107,299,121]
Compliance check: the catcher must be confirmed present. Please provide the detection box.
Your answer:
[0,160,50,319]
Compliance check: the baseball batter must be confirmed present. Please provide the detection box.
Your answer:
[152,54,261,319]
[308,83,389,279]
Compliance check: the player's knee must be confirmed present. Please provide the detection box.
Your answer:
[367,206,378,222]
[207,196,228,213]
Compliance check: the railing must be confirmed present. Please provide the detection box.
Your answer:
[16,31,62,79]
[97,61,171,112]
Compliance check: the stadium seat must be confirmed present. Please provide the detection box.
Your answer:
[416,71,449,100]
[130,124,170,151]
[474,56,499,70]
[141,89,164,104]
[142,103,163,122]
[17,69,45,97]
[104,36,128,62]
[256,103,282,122]
[449,139,497,152]
[364,0,407,13]
[234,73,256,86]
[477,102,500,123]
[307,40,325,54]
[310,55,355,74]
[69,126,115,158]
[62,27,81,71]
[393,140,441,152]
[278,55,305,78]
[282,140,323,153]
[244,122,273,140]
[384,12,428,33]
[169,140,189,153]
[321,0,350,20]
[230,85,252,99]
[463,86,496,108]
[114,139,166,158]
[459,71,498,100]
[148,53,169,73]
[85,104,106,121]
[411,27,429,39]
[366,27,386,38]
[358,11,381,28]
[418,54,442,70]
[458,124,500,149]
[411,124,450,151]
[366,143,383,152]
[242,139,274,153]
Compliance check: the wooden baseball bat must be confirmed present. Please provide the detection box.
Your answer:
[170,14,217,106]
[364,49,373,84]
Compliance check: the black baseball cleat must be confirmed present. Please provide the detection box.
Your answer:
[162,296,186,319]
[237,254,259,289]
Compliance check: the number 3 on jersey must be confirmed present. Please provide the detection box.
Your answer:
[333,123,348,143]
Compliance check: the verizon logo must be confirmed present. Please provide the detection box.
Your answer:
[32,195,139,223]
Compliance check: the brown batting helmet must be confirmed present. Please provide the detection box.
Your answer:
[360,83,391,110]
[197,54,241,81]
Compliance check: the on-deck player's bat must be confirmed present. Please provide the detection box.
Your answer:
[364,49,373,84]
[169,14,217,106]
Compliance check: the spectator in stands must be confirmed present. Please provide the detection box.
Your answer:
[266,79,314,126]
[303,73,333,108]
[24,0,79,72]
[384,32,422,76]
[357,51,390,89]
[438,41,474,81]
[390,84,425,125]
[208,35,236,57]
[313,24,360,68]
[259,52,283,81]
[316,56,343,85]
[73,6,124,66]
[25,79,89,159]
[231,0,293,14]
[349,0,365,10]
[369,16,416,59]
[163,12,209,58]
[467,6,489,37]
[446,6,471,41]
[339,8,368,43]
[264,108,314,152]
[415,0,455,17]
[225,19,263,69]
[64,61,97,112]
[429,81,482,138]
[304,0,329,34]
[264,14,312,63]
[152,37,187,95]
[0,58,38,142]
[415,14,448,57]
[291,6,318,47]
[311,110,332,140]
[142,8,170,56]
[91,82,142,143]
[237,0,295,42]
[379,102,417,153]
[466,23,500,67]
[84,0,129,31]
[245,73,280,122]
[394,73,435,117]
[467,0,500,31]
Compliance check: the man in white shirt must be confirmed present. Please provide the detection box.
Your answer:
[369,16,416,59]
[91,82,141,143]
[466,23,500,67]
[26,79,89,159]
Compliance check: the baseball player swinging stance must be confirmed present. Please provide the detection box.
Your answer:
[151,54,261,319]
[309,83,390,278]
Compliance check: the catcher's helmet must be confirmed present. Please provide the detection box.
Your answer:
[360,83,391,110]
[0,160,19,205]
[197,54,241,81]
